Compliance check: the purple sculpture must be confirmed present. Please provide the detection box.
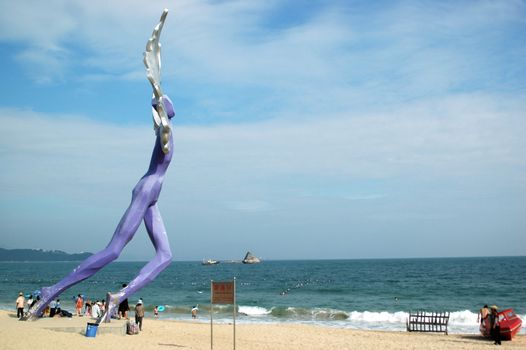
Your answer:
[27,10,174,322]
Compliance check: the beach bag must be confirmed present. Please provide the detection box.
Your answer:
[60,310,73,318]
[127,320,139,335]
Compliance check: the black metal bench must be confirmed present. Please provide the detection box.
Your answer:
[406,311,450,335]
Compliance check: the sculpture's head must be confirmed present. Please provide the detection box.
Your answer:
[152,95,175,119]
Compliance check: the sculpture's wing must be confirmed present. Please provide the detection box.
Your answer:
[143,9,171,154]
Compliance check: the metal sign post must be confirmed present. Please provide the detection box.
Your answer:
[233,277,236,350]
[210,280,213,350]
[210,278,236,350]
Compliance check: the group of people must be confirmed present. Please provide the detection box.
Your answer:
[15,292,41,319]
[115,289,145,333]
[16,292,71,319]
[16,289,193,334]
[74,284,146,332]
[75,294,106,318]
[478,304,502,345]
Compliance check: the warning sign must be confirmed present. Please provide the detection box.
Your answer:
[211,281,235,304]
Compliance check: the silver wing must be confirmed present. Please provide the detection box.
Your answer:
[144,9,171,154]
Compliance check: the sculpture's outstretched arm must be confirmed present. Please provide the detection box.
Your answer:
[144,9,171,154]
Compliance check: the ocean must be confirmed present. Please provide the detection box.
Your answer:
[1,257,524,334]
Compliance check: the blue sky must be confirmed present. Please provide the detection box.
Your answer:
[1,0,525,260]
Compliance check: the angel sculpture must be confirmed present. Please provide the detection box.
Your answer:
[27,9,175,321]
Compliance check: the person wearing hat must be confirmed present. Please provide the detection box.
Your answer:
[91,300,101,318]
[191,305,199,319]
[135,299,145,331]
[16,292,25,319]
[490,306,501,345]
[118,283,130,319]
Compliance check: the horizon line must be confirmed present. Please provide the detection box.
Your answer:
[2,254,524,263]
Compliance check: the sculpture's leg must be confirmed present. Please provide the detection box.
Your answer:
[102,204,172,322]
[26,191,150,321]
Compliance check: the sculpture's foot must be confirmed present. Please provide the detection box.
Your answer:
[25,287,53,321]
[101,292,119,323]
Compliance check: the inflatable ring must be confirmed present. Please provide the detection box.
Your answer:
[157,305,165,312]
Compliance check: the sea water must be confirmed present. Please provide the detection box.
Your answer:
[1,257,524,334]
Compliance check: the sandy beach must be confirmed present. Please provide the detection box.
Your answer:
[1,310,524,350]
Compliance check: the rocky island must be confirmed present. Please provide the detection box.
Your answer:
[242,251,261,264]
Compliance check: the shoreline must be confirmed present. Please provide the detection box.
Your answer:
[2,304,524,335]
[1,310,524,350]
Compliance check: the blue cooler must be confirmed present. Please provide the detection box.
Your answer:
[85,322,98,337]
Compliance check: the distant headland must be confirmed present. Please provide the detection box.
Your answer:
[0,248,93,262]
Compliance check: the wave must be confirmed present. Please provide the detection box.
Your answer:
[93,301,526,331]
[348,311,407,323]
[449,310,479,326]
[269,306,349,320]
[238,306,271,316]
[240,308,526,334]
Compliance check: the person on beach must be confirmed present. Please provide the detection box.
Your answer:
[43,305,50,317]
[154,306,159,318]
[191,305,198,319]
[55,299,61,315]
[478,304,489,333]
[49,299,61,317]
[478,304,489,324]
[100,300,106,314]
[26,295,33,313]
[75,295,84,316]
[84,299,92,317]
[119,284,130,319]
[31,296,39,309]
[16,292,25,319]
[92,301,102,318]
[490,306,501,345]
[25,11,175,323]
[49,299,57,317]
[135,299,145,331]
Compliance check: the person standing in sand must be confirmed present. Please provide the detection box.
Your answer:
[26,295,33,313]
[25,10,175,322]
[15,292,25,319]
[478,304,489,325]
[490,306,501,345]
[84,299,92,317]
[191,305,198,319]
[91,301,101,318]
[119,284,130,319]
[75,294,84,317]
[135,299,145,331]
[100,300,106,314]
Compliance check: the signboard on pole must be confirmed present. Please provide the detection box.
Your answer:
[210,278,236,350]
[211,281,235,304]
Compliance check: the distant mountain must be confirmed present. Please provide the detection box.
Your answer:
[0,248,92,261]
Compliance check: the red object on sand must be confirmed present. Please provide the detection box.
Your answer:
[480,309,522,341]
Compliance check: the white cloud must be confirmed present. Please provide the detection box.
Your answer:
[0,0,77,47]
[3,0,524,106]
[1,91,526,258]
[1,1,525,258]
[2,93,524,199]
